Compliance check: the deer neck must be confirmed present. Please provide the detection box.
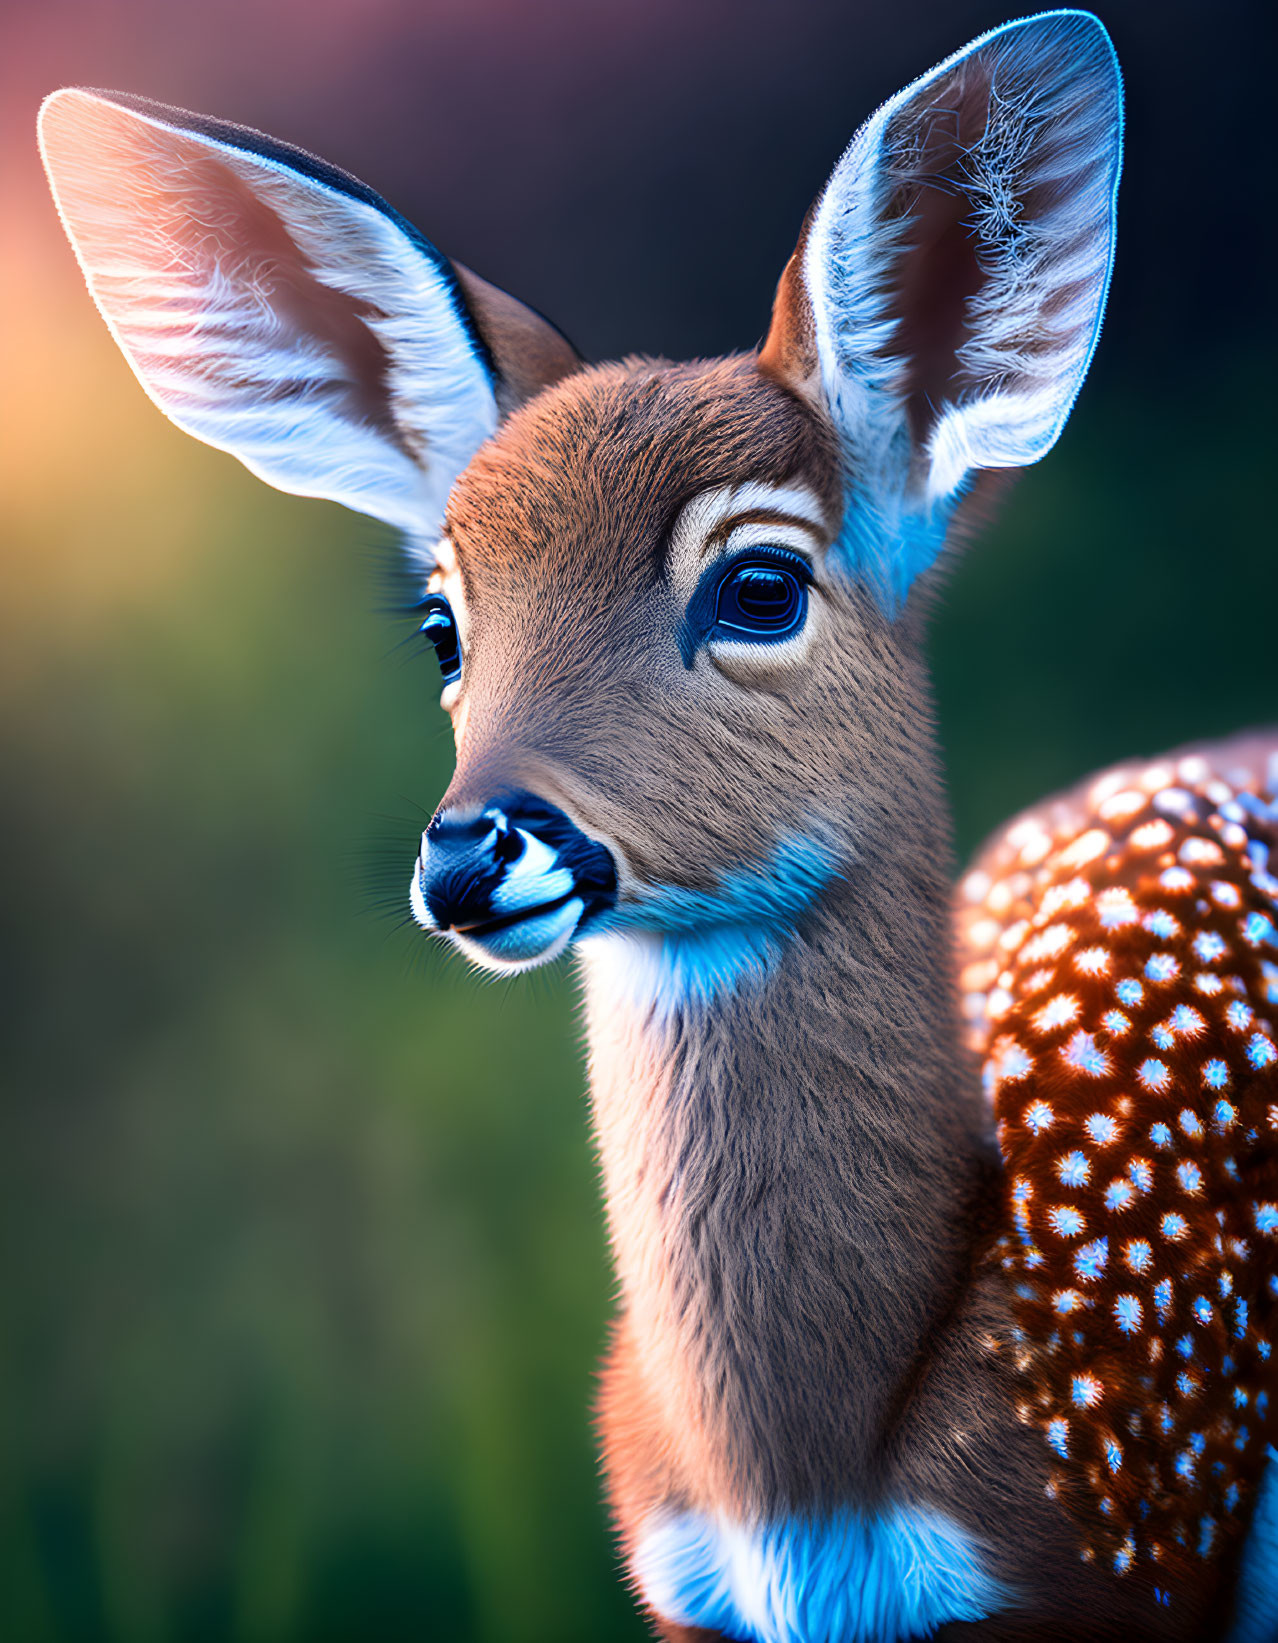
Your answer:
[578,771,996,1517]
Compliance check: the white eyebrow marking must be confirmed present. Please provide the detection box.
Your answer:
[666,482,827,588]
[431,535,458,577]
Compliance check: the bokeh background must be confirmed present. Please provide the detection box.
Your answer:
[2,0,1275,1638]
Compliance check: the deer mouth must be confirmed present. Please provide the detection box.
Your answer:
[451,889,580,940]
[445,890,589,971]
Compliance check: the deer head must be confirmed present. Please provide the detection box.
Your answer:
[40,12,1121,1006]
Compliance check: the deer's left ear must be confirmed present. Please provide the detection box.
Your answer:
[759,10,1122,613]
[38,88,580,573]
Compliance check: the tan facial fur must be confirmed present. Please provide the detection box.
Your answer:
[434,354,940,917]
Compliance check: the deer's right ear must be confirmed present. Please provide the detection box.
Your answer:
[38,89,579,571]
[759,11,1122,614]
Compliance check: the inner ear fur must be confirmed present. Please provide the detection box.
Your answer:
[757,12,1121,613]
[760,57,1061,431]
[39,86,583,555]
[881,75,999,450]
[761,12,1120,474]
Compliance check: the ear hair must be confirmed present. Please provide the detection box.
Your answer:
[38,88,580,574]
[760,10,1122,614]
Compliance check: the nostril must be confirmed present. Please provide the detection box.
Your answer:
[492,820,524,866]
[426,807,497,846]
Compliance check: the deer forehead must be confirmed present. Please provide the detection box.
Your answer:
[441,357,840,611]
[440,479,831,642]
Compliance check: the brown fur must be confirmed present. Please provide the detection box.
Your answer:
[434,353,1240,1637]
[40,44,1241,1640]
[451,262,581,415]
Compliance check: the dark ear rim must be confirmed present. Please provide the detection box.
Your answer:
[74,88,583,400]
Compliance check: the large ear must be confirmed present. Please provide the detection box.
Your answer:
[38,89,580,573]
[759,10,1122,613]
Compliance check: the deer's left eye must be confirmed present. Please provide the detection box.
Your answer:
[418,595,462,685]
[678,547,814,667]
[715,560,808,639]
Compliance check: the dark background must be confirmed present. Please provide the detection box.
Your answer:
[2,1,1275,1638]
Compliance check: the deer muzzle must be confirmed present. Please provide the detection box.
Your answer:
[411,791,618,971]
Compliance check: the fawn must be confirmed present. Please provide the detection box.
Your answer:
[40,10,1278,1639]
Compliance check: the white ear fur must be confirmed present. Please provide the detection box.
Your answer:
[763,10,1122,612]
[38,89,517,568]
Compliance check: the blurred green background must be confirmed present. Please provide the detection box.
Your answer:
[2,1,1275,1639]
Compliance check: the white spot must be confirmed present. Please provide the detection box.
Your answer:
[962,871,992,904]
[1058,829,1109,869]
[1097,888,1139,929]
[1033,994,1081,1033]
[967,919,1002,952]
[1130,820,1174,851]
[1181,837,1224,867]
[1022,924,1075,963]
[1097,790,1145,822]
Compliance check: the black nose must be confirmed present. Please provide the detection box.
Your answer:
[420,790,616,934]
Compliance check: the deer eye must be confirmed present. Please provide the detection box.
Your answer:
[677,547,814,667]
[714,555,809,640]
[418,595,462,685]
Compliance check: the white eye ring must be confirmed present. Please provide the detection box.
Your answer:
[707,594,822,680]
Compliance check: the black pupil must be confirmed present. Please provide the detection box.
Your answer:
[716,564,804,637]
[420,598,461,684]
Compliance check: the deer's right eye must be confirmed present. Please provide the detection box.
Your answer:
[418,596,462,686]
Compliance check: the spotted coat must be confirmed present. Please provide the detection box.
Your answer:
[959,741,1278,1582]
